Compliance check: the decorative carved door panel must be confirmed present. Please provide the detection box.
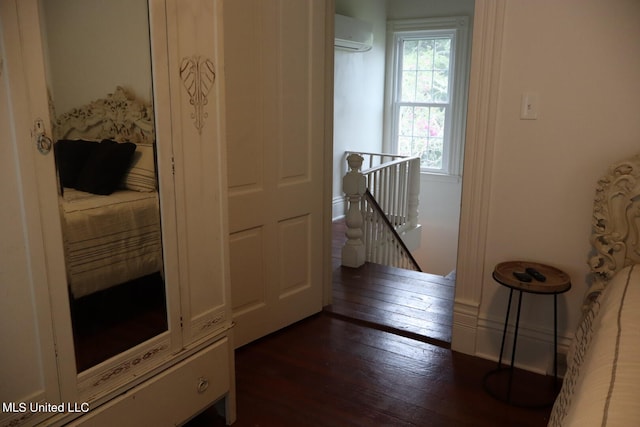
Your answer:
[162,0,232,347]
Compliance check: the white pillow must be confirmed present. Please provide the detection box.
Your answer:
[123,143,157,192]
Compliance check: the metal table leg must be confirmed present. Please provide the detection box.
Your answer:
[507,290,523,402]
[497,288,514,369]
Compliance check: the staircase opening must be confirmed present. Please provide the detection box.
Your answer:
[326,152,454,346]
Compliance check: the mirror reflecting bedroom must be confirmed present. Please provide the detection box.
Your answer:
[41,0,168,372]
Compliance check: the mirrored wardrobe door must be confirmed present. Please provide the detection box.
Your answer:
[40,0,171,374]
[13,0,180,401]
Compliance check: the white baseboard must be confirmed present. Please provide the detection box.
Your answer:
[451,299,479,355]
[453,299,571,375]
[474,315,571,376]
[332,196,346,221]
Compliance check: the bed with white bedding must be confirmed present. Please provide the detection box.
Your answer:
[549,153,640,426]
[53,87,163,299]
[60,188,162,298]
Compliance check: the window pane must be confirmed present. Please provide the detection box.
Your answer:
[401,40,418,102]
[413,106,430,137]
[415,71,432,103]
[398,136,413,157]
[398,106,414,137]
[429,106,446,136]
[403,40,419,71]
[397,105,447,169]
[414,137,428,159]
[423,137,443,169]
[433,71,449,102]
[434,38,451,70]
[401,71,417,103]
[417,39,434,70]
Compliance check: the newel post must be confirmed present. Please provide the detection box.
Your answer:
[407,157,420,228]
[342,154,366,268]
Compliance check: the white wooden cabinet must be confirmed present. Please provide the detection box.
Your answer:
[0,0,235,425]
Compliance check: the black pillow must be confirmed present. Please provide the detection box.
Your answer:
[74,140,137,195]
[54,139,99,188]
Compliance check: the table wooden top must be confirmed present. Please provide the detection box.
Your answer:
[493,261,571,294]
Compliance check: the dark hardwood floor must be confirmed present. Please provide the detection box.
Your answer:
[327,219,454,346]
[327,263,454,346]
[188,313,553,427]
[187,221,554,426]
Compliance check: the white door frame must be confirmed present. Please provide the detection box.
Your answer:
[450,0,506,354]
[321,0,506,357]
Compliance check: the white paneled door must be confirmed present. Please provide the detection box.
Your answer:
[223,0,327,347]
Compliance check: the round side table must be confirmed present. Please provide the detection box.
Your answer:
[483,261,571,407]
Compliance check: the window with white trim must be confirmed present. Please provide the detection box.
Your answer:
[385,17,470,176]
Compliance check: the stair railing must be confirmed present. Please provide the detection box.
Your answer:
[363,189,422,271]
[342,152,421,270]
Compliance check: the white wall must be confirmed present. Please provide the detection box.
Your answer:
[333,0,387,218]
[474,0,640,372]
[411,176,462,275]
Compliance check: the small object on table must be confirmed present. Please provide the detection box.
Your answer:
[512,271,532,282]
[525,267,547,282]
[483,261,571,407]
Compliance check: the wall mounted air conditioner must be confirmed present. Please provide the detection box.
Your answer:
[334,14,373,52]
